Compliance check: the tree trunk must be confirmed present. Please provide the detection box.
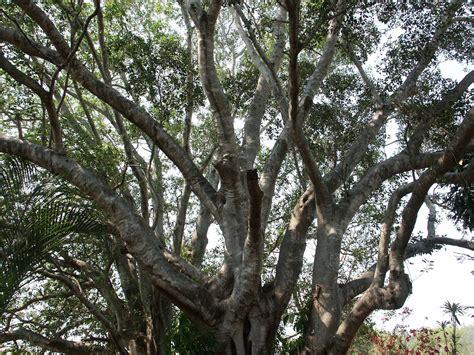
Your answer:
[304,223,343,354]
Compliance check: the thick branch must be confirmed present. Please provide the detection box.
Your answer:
[344,70,474,223]
[189,2,237,157]
[173,184,192,255]
[273,187,315,310]
[191,204,212,267]
[325,1,465,194]
[390,107,474,273]
[373,182,415,288]
[287,0,333,220]
[339,236,474,308]
[233,4,286,104]
[334,232,474,353]
[0,328,104,354]
[260,2,344,229]
[0,136,218,326]
[188,4,247,270]
[335,108,473,351]
[325,107,391,194]
[239,4,287,169]
[406,237,474,256]
[299,11,342,119]
[338,265,376,306]
[234,170,264,303]
[0,25,221,221]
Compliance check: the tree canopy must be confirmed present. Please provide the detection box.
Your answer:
[0,0,473,353]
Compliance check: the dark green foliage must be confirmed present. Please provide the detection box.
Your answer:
[166,311,217,354]
[444,155,474,231]
[377,1,471,92]
[106,27,204,126]
[0,156,105,310]
[394,71,472,152]
[221,56,260,110]
[342,3,381,62]
[278,288,311,353]
[304,67,382,178]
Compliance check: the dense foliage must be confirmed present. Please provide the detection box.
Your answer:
[0,0,472,353]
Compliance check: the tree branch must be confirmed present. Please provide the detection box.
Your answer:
[339,235,474,307]
[0,51,63,152]
[392,0,464,103]
[59,254,130,331]
[390,107,474,274]
[233,170,264,304]
[0,327,105,354]
[325,0,465,195]
[343,41,383,107]
[188,1,237,157]
[38,268,128,354]
[287,0,333,220]
[0,24,221,222]
[0,136,218,327]
[344,70,474,223]
[233,3,286,101]
[238,3,287,170]
[273,187,315,310]
[373,182,415,288]
[259,1,345,230]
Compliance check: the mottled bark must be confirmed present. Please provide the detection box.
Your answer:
[0,136,217,326]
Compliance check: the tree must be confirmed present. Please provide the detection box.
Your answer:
[442,301,468,354]
[0,0,473,353]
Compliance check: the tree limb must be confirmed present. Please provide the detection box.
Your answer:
[0,327,105,354]
[0,51,63,152]
[0,136,218,327]
[0,24,221,222]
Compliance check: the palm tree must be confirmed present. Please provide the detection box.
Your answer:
[442,301,467,354]
[0,156,105,310]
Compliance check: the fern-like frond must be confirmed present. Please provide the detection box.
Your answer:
[0,155,106,311]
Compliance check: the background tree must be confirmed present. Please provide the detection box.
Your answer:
[0,0,473,353]
[442,301,468,354]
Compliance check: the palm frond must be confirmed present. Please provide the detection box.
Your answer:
[0,155,106,310]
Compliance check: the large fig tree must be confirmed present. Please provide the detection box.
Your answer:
[0,0,473,353]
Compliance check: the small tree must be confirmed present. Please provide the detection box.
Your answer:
[442,301,467,354]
